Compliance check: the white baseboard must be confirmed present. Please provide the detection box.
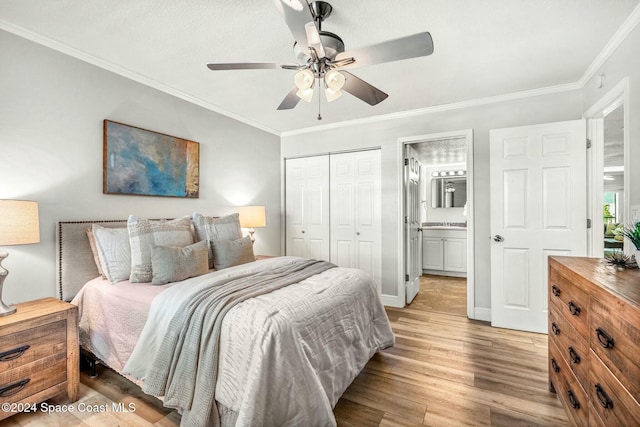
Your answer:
[472,307,491,322]
[381,294,404,308]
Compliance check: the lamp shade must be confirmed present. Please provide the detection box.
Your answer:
[0,200,40,246]
[237,206,266,228]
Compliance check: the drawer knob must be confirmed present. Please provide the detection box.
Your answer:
[567,389,580,409]
[551,322,561,335]
[0,344,30,362]
[551,285,561,297]
[0,378,30,397]
[568,301,581,316]
[568,346,581,364]
[551,358,560,373]
[595,384,613,409]
[595,327,615,349]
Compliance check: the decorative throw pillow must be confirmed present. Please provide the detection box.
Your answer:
[128,215,194,283]
[86,227,106,279]
[192,212,243,268]
[211,235,255,270]
[92,224,131,284]
[605,222,619,237]
[150,240,209,285]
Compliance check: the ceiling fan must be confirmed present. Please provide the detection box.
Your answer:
[206,0,434,117]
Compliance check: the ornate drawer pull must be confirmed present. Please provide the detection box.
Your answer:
[0,378,30,397]
[551,322,561,335]
[551,285,561,297]
[551,358,560,373]
[595,384,613,409]
[567,389,580,409]
[0,344,30,362]
[595,327,615,349]
[568,346,581,364]
[568,301,581,316]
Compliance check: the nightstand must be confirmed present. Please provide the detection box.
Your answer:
[0,298,79,420]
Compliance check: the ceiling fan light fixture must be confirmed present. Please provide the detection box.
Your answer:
[294,69,315,90]
[296,87,314,102]
[325,87,342,102]
[324,69,345,91]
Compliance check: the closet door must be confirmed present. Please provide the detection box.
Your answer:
[330,150,381,285]
[285,156,330,261]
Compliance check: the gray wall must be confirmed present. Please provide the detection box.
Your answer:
[282,91,584,310]
[0,31,281,304]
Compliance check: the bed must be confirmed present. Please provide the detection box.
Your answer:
[56,215,394,427]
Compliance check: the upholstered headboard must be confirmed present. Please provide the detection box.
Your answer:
[56,220,127,301]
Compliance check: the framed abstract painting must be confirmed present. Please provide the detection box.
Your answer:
[103,120,199,198]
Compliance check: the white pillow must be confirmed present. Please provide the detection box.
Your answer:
[151,240,209,285]
[127,215,194,283]
[92,224,131,284]
[192,213,242,268]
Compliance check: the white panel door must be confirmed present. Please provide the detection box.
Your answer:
[490,120,586,333]
[330,150,381,286]
[405,146,422,304]
[285,156,330,261]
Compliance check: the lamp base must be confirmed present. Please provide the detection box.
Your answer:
[0,250,17,316]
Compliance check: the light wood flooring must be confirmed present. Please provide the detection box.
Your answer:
[3,275,567,426]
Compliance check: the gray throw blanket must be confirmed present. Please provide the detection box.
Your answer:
[141,259,336,427]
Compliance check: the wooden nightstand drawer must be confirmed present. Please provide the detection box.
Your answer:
[0,320,66,371]
[549,267,589,339]
[549,303,589,390]
[0,352,67,404]
[0,298,78,422]
[549,339,589,426]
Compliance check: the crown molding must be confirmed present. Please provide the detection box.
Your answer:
[281,82,581,137]
[0,20,281,136]
[578,3,640,87]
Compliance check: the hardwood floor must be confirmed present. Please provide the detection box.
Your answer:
[4,276,567,426]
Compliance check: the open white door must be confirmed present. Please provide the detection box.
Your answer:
[405,146,422,304]
[490,120,587,333]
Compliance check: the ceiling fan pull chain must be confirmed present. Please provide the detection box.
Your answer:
[317,84,322,120]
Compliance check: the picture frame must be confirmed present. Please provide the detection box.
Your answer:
[103,120,199,198]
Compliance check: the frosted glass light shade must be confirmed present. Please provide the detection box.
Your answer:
[325,87,342,102]
[294,69,315,90]
[237,206,266,228]
[0,200,40,245]
[296,87,314,102]
[324,69,345,91]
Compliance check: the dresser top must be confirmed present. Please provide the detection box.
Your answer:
[549,256,640,310]
[0,297,75,329]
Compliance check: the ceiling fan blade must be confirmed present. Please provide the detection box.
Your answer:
[277,86,302,110]
[341,71,388,106]
[335,32,434,69]
[273,0,325,57]
[207,62,281,71]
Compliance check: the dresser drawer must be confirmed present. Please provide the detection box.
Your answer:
[0,320,66,371]
[549,303,589,390]
[549,339,589,426]
[589,350,640,427]
[589,294,640,403]
[0,352,67,404]
[549,267,589,339]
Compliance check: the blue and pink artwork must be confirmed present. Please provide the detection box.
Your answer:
[103,120,199,198]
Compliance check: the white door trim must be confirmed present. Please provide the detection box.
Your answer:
[397,129,475,318]
[583,77,631,255]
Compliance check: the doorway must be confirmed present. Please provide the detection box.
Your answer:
[399,129,475,318]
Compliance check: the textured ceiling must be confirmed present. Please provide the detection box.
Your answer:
[1,0,639,134]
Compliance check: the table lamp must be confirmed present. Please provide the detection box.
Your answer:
[0,200,40,316]
[237,205,266,244]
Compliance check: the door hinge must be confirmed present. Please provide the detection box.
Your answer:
[405,216,408,224]
[404,158,409,166]
[587,218,592,229]
[586,139,592,149]
[405,274,410,282]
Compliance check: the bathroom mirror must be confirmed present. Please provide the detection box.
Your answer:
[431,177,467,208]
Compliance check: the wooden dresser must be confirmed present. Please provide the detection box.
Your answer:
[548,256,640,426]
[0,298,79,420]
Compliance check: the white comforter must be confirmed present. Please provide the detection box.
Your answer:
[106,256,394,426]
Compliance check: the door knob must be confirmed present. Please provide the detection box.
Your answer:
[493,235,504,242]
